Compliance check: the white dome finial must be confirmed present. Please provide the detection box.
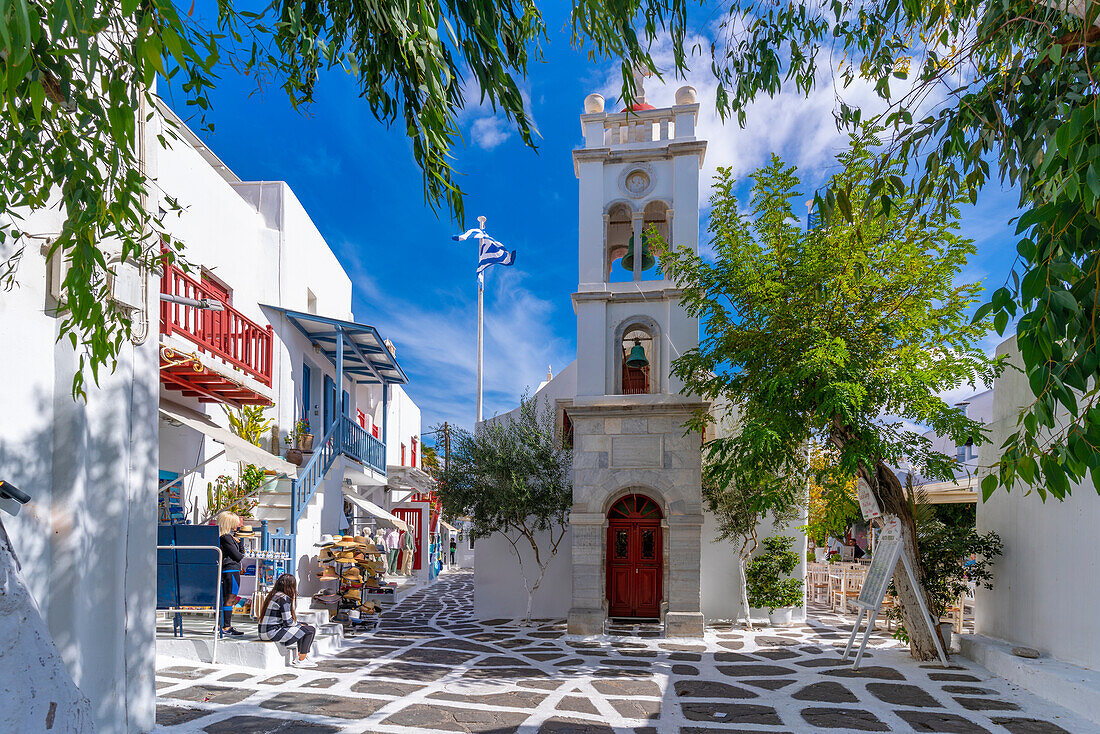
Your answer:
[584,93,605,114]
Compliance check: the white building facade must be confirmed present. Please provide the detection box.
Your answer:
[1,99,427,732]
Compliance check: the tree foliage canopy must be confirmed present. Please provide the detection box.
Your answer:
[657,145,1000,506]
[1,0,683,396]
[437,394,571,541]
[700,0,1100,499]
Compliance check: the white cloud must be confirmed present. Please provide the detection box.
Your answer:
[343,253,573,431]
[470,116,512,150]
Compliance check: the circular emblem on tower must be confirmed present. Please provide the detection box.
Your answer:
[619,164,655,199]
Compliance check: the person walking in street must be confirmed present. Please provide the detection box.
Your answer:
[217,511,244,637]
[449,537,457,566]
[258,574,316,667]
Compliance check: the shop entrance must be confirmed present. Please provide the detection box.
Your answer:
[606,493,663,619]
[392,507,422,570]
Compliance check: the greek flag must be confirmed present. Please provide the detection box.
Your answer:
[477,236,516,276]
[453,228,516,282]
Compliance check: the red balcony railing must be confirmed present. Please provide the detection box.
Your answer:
[160,263,273,386]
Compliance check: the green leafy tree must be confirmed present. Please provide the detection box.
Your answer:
[1,0,682,397]
[746,536,804,614]
[436,394,571,624]
[805,446,862,548]
[655,144,1000,660]
[689,0,1100,500]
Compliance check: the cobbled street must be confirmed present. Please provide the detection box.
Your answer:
[154,570,1088,733]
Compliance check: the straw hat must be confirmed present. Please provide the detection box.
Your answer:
[314,534,337,547]
[364,576,380,588]
[334,551,357,562]
[343,567,363,580]
[312,592,340,604]
[235,524,258,538]
[335,536,361,547]
[317,567,339,581]
[363,543,381,554]
[344,588,362,600]
[352,535,370,544]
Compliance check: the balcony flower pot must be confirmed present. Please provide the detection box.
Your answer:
[768,607,795,626]
[296,433,314,451]
[285,448,304,466]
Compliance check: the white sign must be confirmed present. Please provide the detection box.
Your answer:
[857,477,882,520]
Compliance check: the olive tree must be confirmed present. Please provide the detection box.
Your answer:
[436,394,571,624]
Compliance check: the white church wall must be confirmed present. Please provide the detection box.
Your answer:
[976,337,1100,671]
[474,525,573,620]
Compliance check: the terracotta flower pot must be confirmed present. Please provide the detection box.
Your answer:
[296,433,314,451]
[286,448,303,466]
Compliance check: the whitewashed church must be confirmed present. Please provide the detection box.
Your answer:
[475,79,806,635]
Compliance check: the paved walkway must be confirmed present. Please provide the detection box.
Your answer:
[155,569,1087,733]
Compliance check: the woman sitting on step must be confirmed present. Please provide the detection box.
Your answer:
[258,574,316,668]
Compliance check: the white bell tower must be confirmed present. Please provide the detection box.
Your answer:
[566,77,710,637]
[572,79,706,398]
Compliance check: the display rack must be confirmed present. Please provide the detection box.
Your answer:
[313,536,391,625]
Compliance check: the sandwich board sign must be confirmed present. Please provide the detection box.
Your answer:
[840,515,948,669]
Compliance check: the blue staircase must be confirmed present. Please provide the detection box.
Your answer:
[287,415,386,562]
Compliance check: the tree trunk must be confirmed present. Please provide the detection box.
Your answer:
[738,553,754,629]
[869,459,941,661]
[830,419,940,661]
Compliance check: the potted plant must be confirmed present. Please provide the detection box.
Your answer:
[284,419,312,465]
[291,419,313,451]
[746,536,804,626]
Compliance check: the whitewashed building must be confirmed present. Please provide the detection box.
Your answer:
[964,337,1100,724]
[473,81,806,634]
[0,99,427,732]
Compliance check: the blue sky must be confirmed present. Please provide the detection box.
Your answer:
[163,6,1022,437]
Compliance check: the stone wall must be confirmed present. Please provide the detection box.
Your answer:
[566,396,707,636]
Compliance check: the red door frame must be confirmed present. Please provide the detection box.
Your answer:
[605,494,663,618]
[392,507,422,570]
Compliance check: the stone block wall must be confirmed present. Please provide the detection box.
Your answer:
[566,398,707,636]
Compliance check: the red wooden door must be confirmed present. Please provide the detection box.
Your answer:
[392,507,422,570]
[606,495,663,618]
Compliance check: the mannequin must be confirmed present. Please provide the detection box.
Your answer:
[401,528,415,575]
[386,527,401,573]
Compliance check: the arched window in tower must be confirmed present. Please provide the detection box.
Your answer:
[620,326,653,394]
[638,201,670,281]
[606,203,634,283]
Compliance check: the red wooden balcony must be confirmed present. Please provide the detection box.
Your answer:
[160,262,273,407]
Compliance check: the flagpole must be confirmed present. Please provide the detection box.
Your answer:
[476,215,486,424]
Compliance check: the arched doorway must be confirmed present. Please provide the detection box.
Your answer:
[606,494,663,618]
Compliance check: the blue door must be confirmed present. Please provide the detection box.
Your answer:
[342,389,350,418]
[302,363,312,431]
[323,374,335,431]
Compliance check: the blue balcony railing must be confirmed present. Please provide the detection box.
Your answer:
[339,415,386,474]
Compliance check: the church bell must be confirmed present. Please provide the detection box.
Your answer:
[621,233,656,272]
[625,339,649,369]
